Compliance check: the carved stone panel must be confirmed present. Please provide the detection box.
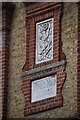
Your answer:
[36,18,53,64]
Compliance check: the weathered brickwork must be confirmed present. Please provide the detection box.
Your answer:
[7,2,78,118]
[61,3,78,118]
[7,3,26,118]
[0,3,2,119]
[78,2,80,116]
[2,3,15,119]
[22,2,66,116]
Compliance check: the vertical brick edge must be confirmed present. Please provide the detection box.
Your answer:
[2,2,15,119]
[0,2,2,119]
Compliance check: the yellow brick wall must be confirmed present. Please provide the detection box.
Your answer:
[8,2,78,118]
[8,3,26,118]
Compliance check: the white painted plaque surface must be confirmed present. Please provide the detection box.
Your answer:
[36,18,54,64]
[31,76,56,103]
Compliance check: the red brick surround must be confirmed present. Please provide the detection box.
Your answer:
[22,2,66,116]
[22,62,66,115]
[23,2,65,71]
[2,3,15,118]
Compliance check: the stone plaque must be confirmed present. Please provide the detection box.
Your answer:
[36,18,53,64]
[31,76,56,103]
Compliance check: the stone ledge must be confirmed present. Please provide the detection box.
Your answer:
[21,60,66,77]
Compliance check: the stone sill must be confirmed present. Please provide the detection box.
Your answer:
[21,60,66,77]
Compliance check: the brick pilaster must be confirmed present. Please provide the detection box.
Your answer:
[2,2,15,119]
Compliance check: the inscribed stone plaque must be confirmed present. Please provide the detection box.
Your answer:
[36,18,54,64]
[31,76,56,103]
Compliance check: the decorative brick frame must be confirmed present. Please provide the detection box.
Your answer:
[22,2,66,116]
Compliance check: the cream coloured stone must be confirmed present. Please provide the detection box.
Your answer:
[31,76,56,102]
[36,18,53,64]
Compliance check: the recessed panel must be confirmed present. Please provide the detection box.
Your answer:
[36,18,54,64]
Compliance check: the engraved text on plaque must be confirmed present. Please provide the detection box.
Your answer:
[31,76,56,103]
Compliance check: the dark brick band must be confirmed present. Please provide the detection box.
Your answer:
[2,2,15,118]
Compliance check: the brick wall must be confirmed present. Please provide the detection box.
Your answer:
[22,2,66,116]
[7,2,78,118]
[78,2,80,117]
[0,2,2,119]
[23,2,65,71]
[7,3,26,118]
[2,2,15,118]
